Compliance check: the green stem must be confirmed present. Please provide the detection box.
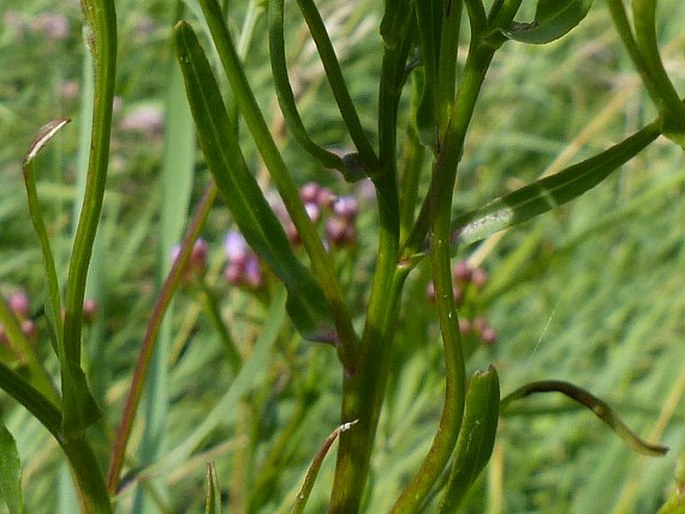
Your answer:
[198,0,359,370]
[63,438,114,513]
[328,4,414,507]
[64,0,116,364]
[436,0,463,138]
[391,26,496,512]
[0,363,111,512]
[399,114,426,245]
[330,268,408,511]
[631,0,685,133]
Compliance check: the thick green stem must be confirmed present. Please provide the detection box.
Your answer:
[391,19,495,508]
[64,0,116,364]
[327,4,413,507]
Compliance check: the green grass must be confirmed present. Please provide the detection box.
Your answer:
[1,0,684,512]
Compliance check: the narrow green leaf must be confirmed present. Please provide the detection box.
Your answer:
[292,420,359,514]
[204,463,222,514]
[452,121,660,247]
[0,423,23,514]
[501,380,669,456]
[296,0,380,171]
[173,21,336,343]
[438,366,499,513]
[23,118,68,355]
[504,0,594,44]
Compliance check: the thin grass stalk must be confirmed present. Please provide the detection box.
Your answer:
[107,183,217,493]
[131,13,197,508]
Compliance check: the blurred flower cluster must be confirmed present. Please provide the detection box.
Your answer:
[0,289,97,353]
[2,11,71,41]
[427,260,496,346]
[171,182,361,293]
[271,182,359,249]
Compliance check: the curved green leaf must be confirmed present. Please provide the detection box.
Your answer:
[174,21,336,343]
[293,420,359,514]
[267,0,348,175]
[504,0,594,44]
[452,121,660,247]
[0,423,23,514]
[501,380,668,456]
[439,366,500,513]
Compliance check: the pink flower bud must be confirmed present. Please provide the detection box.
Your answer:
[453,286,464,307]
[189,238,208,275]
[83,298,97,324]
[325,216,355,247]
[22,319,37,343]
[224,262,244,286]
[243,257,264,289]
[453,260,472,284]
[333,196,358,220]
[473,316,489,335]
[224,231,249,264]
[8,291,30,319]
[459,318,472,335]
[471,268,488,288]
[480,327,497,345]
[299,182,321,204]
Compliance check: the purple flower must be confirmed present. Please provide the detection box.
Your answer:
[224,231,249,264]
[333,196,358,220]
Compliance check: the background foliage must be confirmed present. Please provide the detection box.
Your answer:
[1,0,684,512]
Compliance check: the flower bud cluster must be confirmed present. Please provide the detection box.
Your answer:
[0,291,36,347]
[427,260,496,346]
[1,290,97,351]
[273,182,359,249]
[3,11,71,41]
